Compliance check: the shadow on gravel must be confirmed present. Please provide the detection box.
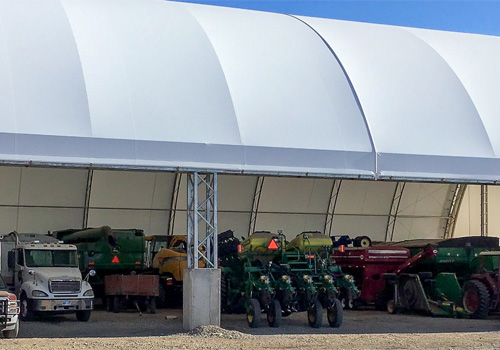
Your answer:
[17,309,500,339]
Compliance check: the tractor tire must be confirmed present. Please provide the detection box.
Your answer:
[267,299,282,328]
[327,298,343,328]
[463,280,490,319]
[113,296,121,313]
[247,298,262,328]
[76,310,91,322]
[20,294,35,322]
[307,300,323,328]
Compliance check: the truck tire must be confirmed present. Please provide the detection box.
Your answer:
[463,280,490,319]
[20,294,35,322]
[3,319,19,338]
[113,296,120,313]
[76,310,91,322]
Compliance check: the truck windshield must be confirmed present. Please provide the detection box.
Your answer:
[25,250,78,267]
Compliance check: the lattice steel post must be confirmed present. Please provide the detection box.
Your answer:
[187,172,218,269]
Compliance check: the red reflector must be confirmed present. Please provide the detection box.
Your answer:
[339,245,345,253]
[167,280,173,286]
[237,244,242,253]
[111,256,120,264]
[135,261,141,264]
[306,254,314,259]
[88,261,95,265]
[267,239,279,250]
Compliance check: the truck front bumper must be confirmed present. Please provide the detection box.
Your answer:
[0,315,18,331]
[32,298,93,312]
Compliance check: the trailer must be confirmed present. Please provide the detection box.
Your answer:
[104,274,159,314]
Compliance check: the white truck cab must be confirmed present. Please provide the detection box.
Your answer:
[0,232,94,322]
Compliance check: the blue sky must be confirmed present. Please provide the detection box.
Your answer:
[173,0,500,36]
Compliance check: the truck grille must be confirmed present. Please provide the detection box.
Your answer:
[49,280,81,294]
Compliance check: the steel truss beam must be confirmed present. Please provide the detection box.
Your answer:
[443,184,467,239]
[248,176,265,236]
[324,179,342,236]
[385,182,406,242]
[187,172,218,269]
[167,172,182,236]
[82,169,93,228]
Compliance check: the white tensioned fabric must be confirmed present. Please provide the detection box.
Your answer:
[0,0,373,177]
[299,16,500,182]
[0,0,499,182]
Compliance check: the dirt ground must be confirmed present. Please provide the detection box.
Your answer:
[2,308,500,349]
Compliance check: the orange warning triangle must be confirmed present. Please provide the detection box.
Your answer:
[111,255,120,264]
[267,239,279,250]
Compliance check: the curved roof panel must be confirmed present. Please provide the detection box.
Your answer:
[0,0,499,182]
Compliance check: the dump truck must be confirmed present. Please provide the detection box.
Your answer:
[0,232,94,322]
[0,274,19,338]
[55,227,146,301]
[145,234,204,306]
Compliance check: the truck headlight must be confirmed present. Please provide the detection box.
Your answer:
[83,289,94,297]
[32,290,48,297]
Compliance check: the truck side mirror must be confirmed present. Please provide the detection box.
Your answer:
[7,251,14,268]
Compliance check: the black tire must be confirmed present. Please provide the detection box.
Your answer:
[20,294,35,322]
[267,299,282,328]
[246,298,262,328]
[463,279,490,319]
[76,310,91,322]
[157,283,167,308]
[307,300,323,328]
[327,298,343,328]
[353,236,372,248]
[221,273,228,313]
[113,296,120,313]
[3,319,19,338]
[149,297,156,314]
[105,297,112,312]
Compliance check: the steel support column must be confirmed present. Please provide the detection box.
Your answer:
[324,179,342,236]
[385,182,406,242]
[187,172,218,269]
[443,184,467,239]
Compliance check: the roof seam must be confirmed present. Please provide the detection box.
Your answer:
[287,14,379,179]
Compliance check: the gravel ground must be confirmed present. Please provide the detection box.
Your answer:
[2,309,500,349]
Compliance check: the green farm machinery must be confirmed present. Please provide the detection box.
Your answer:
[381,236,500,317]
[218,230,358,328]
[54,226,146,300]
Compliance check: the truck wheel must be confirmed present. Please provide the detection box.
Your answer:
[105,297,113,312]
[307,300,323,328]
[246,298,261,328]
[463,280,490,319]
[113,296,120,313]
[3,319,19,338]
[20,294,35,322]
[149,297,156,314]
[327,298,343,328]
[267,299,282,328]
[76,310,91,322]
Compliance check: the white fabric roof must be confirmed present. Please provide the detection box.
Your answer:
[0,0,499,182]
